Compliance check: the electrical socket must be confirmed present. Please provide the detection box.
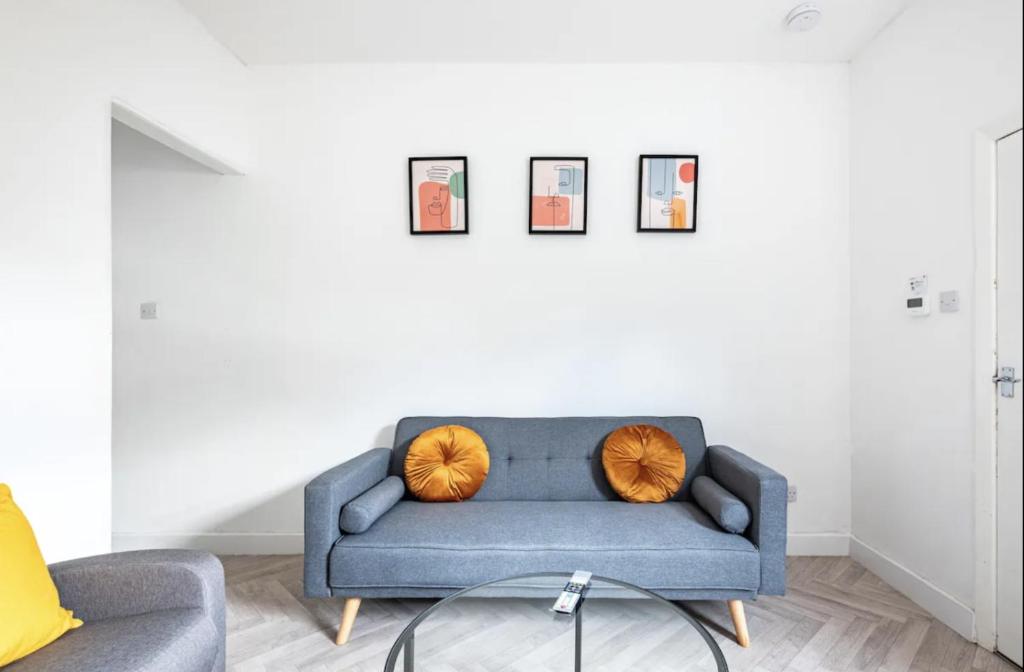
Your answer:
[787,485,798,503]
[939,290,960,313]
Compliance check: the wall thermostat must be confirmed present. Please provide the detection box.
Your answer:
[906,295,930,316]
[907,274,930,316]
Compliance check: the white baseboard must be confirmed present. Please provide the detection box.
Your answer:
[787,532,850,556]
[112,533,303,555]
[850,536,975,641]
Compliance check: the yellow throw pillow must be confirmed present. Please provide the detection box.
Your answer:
[404,425,490,502]
[1,483,82,666]
[602,424,686,503]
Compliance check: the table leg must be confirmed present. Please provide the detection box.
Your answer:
[404,631,415,672]
[575,610,582,672]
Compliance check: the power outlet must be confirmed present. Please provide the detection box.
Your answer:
[787,485,798,503]
[140,302,157,320]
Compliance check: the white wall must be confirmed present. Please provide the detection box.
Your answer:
[112,63,851,553]
[0,0,251,561]
[850,0,1023,639]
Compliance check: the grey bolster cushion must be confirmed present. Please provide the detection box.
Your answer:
[691,475,751,534]
[340,476,405,533]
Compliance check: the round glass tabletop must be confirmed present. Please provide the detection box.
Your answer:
[383,573,728,672]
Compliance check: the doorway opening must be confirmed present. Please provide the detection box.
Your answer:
[109,101,243,552]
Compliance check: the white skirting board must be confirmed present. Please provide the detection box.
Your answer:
[787,532,850,556]
[113,533,304,555]
[114,532,848,557]
[850,536,975,641]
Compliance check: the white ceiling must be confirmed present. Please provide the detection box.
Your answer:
[178,0,910,65]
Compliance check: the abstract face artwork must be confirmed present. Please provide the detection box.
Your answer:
[409,157,468,234]
[637,155,699,232]
[529,157,588,234]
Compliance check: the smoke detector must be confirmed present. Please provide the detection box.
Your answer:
[786,3,822,32]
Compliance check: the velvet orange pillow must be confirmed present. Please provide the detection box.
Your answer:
[602,424,686,503]
[404,425,489,502]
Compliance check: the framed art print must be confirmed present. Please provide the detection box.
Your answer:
[409,156,468,235]
[637,155,698,232]
[529,157,588,234]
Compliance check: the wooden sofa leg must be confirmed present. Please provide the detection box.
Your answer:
[336,597,362,645]
[727,600,750,648]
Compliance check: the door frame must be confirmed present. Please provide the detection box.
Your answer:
[972,110,1023,651]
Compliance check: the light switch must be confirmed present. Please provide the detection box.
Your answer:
[140,302,157,319]
[939,291,960,313]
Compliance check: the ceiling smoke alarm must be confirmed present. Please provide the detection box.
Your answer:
[786,3,823,32]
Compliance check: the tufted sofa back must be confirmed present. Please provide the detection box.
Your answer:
[390,416,708,501]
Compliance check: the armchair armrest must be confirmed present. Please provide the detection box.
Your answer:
[707,445,788,595]
[304,447,392,597]
[48,550,224,639]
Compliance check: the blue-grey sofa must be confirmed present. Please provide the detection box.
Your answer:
[7,550,225,672]
[305,416,787,647]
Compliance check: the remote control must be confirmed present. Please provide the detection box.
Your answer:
[552,570,591,614]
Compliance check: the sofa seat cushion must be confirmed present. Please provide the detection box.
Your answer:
[330,501,759,592]
[3,608,217,672]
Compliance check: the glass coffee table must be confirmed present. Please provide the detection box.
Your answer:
[384,573,728,671]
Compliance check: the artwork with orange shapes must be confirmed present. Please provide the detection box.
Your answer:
[409,157,468,234]
[637,155,699,232]
[529,157,588,234]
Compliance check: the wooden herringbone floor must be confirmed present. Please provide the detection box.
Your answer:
[223,556,1020,672]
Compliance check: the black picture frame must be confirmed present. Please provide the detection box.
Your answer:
[528,156,588,235]
[409,156,469,235]
[636,154,699,233]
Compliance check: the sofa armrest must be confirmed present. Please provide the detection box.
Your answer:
[304,447,392,597]
[707,445,788,595]
[48,549,224,625]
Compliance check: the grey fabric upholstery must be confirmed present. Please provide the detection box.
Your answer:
[4,609,217,672]
[391,417,708,501]
[304,417,788,602]
[304,446,391,597]
[330,501,759,592]
[708,444,788,595]
[340,475,405,533]
[8,550,225,672]
[692,475,751,534]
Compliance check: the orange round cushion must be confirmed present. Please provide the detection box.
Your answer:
[602,424,686,503]
[404,425,490,502]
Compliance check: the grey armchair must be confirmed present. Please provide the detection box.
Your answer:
[6,550,225,672]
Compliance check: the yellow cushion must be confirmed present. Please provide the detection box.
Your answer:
[602,425,686,503]
[404,425,490,502]
[0,483,82,666]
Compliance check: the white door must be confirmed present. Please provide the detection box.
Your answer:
[996,128,1023,667]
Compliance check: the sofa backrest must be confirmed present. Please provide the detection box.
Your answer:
[391,416,708,501]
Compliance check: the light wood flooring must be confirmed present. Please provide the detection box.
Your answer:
[223,555,1021,672]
